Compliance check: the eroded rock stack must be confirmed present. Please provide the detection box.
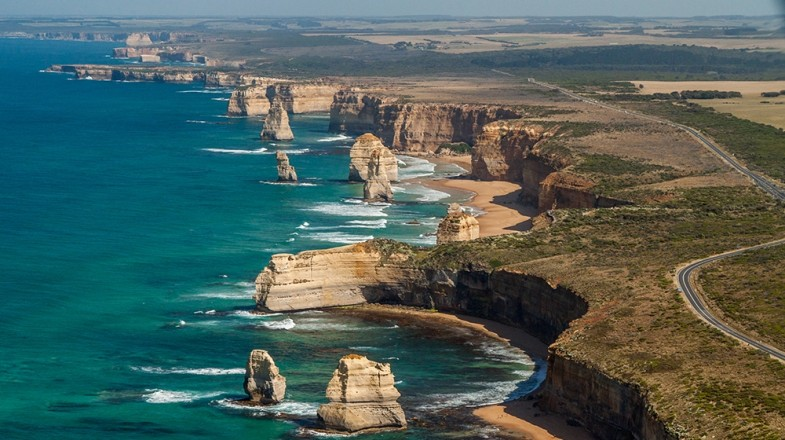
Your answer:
[348,134,398,182]
[243,349,286,404]
[276,151,297,182]
[317,354,406,433]
[261,99,294,141]
[436,203,480,245]
[363,149,393,202]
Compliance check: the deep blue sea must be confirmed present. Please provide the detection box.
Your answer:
[0,39,540,439]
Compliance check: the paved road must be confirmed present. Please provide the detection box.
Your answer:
[530,78,785,361]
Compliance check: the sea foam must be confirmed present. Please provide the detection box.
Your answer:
[143,389,223,404]
[202,147,268,155]
[132,366,245,375]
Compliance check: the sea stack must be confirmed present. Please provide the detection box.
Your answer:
[317,354,406,433]
[261,99,294,141]
[363,149,393,202]
[243,349,286,404]
[436,203,480,245]
[276,151,298,182]
[348,134,398,182]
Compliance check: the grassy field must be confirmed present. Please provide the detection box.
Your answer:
[634,81,785,129]
[701,245,785,350]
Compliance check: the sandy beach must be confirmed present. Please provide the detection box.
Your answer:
[424,154,539,237]
[335,305,593,440]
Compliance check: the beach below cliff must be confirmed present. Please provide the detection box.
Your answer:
[420,154,538,237]
[331,304,592,440]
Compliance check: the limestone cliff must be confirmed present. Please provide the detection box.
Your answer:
[254,240,675,439]
[471,121,555,182]
[317,355,406,433]
[363,149,394,202]
[125,32,153,47]
[348,134,399,182]
[276,152,298,182]
[436,204,479,245]
[48,65,206,83]
[261,100,294,141]
[244,349,286,404]
[228,83,340,116]
[469,120,630,213]
[227,84,274,116]
[254,241,422,312]
[329,90,521,152]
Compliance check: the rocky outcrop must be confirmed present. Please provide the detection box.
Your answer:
[363,149,394,202]
[471,121,555,182]
[348,134,399,182]
[261,100,294,141]
[469,121,631,213]
[317,354,406,433]
[125,32,153,47]
[255,241,422,312]
[227,84,275,116]
[228,83,340,116]
[330,90,521,152]
[537,172,629,212]
[243,349,286,404]
[276,151,298,182]
[436,204,479,245]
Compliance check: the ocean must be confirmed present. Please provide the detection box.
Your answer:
[0,39,539,439]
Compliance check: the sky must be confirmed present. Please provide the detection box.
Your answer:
[0,0,782,18]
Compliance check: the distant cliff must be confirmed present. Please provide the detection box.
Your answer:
[228,82,340,116]
[46,65,275,87]
[329,90,521,152]
[4,31,200,43]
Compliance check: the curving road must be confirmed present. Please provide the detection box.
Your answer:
[530,78,785,362]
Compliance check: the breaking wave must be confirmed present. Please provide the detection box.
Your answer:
[202,147,268,155]
[143,389,224,404]
[132,366,245,375]
[213,398,318,417]
[257,318,296,330]
[317,134,352,143]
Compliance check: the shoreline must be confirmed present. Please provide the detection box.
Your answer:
[333,304,593,440]
[416,154,539,237]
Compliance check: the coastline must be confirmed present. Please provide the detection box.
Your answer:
[333,304,592,440]
[419,154,538,237]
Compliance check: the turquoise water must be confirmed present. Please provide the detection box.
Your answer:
[0,40,540,439]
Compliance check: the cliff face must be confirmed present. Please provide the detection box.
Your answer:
[254,241,674,439]
[228,83,340,116]
[470,121,630,213]
[329,91,521,152]
[47,65,278,87]
[471,121,554,182]
[48,65,206,83]
[254,242,423,312]
[543,355,676,440]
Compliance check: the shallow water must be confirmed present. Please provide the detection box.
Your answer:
[0,39,539,439]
